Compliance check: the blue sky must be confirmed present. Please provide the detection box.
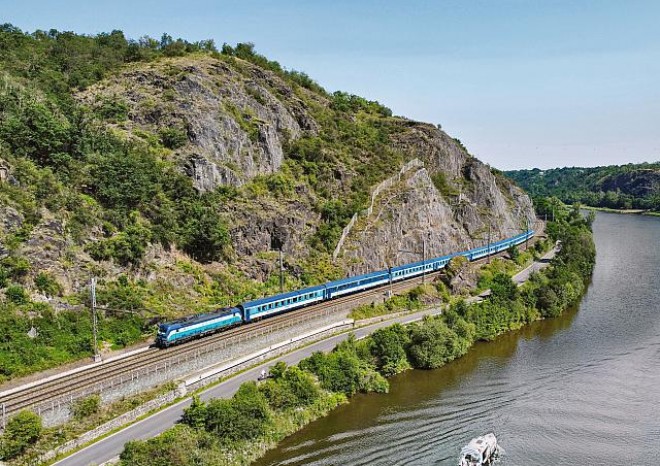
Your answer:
[3,0,659,170]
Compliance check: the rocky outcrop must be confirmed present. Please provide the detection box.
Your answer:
[600,169,660,198]
[335,124,535,272]
[78,57,316,191]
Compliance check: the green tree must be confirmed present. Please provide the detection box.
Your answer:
[407,316,466,369]
[182,395,207,429]
[0,410,42,459]
[489,273,518,302]
[178,202,230,263]
[370,324,411,376]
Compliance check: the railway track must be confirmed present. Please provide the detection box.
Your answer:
[0,226,546,418]
[0,271,433,417]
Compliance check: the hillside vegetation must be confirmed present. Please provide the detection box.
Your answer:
[0,24,533,381]
[506,163,660,211]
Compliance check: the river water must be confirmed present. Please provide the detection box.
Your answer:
[255,212,660,466]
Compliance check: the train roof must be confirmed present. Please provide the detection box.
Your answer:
[390,252,457,272]
[159,307,239,331]
[240,284,326,309]
[325,269,389,289]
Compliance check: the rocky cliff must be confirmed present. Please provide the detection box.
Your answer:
[0,49,534,315]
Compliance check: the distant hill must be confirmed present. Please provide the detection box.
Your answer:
[505,163,660,211]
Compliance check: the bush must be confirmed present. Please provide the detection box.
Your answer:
[370,324,411,376]
[281,366,320,406]
[159,127,188,150]
[0,410,42,459]
[300,337,389,396]
[406,316,468,369]
[72,394,101,420]
[5,284,29,304]
[90,148,161,212]
[1,256,31,281]
[35,272,63,297]
[204,382,271,441]
[178,202,230,263]
[489,273,518,302]
[87,221,152,266]
[181,395,206,429]
[96,97,129,122]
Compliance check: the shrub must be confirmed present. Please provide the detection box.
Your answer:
[204,382,271,441]
[35,272,63,297]
[1,256,31,281]
[87,221,152,266]
[181,395,207,429]
[159,127,188,150]
[5,284,28,304]
[0,410,42,459]
[72,394,101,420]
[178,202,230,263]
[96,97,129,122]
[370,324,411,376]
[300,338,389,396]
[406,316,467,369]
[489,273,518,302]
[90,148,161,212]
[281,366,320,406]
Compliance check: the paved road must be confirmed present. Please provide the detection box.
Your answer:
[55,247,556,466]
[476,246,556,299]
[512,246,556,285]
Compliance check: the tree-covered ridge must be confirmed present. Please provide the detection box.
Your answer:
[505,162,660,211]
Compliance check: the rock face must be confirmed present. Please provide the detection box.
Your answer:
[336,122,535,272]
[337,160,534,273]
[600,169,660,198]
[78,57,316,191]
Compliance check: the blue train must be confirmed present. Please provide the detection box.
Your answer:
[155,230,535,348]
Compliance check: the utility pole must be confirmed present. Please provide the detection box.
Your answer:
[388,266,393,297]
[279,250,284,293]
[91,278,101,363]
[422,234,427,285]
[487,221,492,263]
[525,218,530,250]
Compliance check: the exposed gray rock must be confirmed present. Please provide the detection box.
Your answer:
[0,205,23,234]
[0,158,8,183]
[338,156,534,273]
[78,57,315,191]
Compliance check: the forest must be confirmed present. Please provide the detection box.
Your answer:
[506,163,660,211]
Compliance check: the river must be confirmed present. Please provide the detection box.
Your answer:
[255,211,660,465]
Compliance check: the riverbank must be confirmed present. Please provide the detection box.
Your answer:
[577,205,660,217]
[109,209,595,466]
